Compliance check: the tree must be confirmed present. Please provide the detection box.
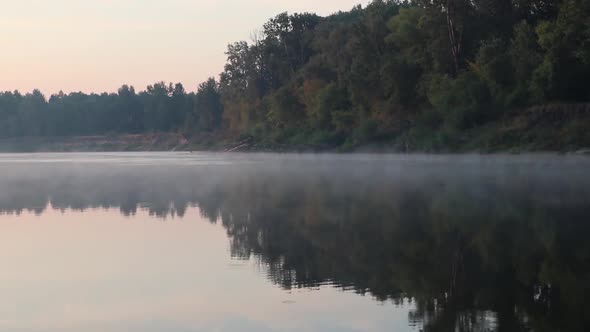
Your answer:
[195,78,223,132]
[413,0,473,75]
[532,0,590,101]
[117,85,143,133]
[508,21,542,105]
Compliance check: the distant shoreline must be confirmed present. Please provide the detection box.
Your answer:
[0,131,588,155]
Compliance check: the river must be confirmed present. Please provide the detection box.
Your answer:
[0,152,588,331]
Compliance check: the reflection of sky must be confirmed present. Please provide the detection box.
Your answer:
[0,0,366,95]
[0,207,414,332]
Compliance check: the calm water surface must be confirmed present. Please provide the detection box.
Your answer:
[0,152,589,332]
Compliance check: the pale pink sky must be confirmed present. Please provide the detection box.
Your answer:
[0,0,366,95]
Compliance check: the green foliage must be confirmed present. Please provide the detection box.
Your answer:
[268,85,304,126]
[214,0,589,150]
[508,21,543,105]
[532,0,590,101]
[313,83,350,130]
[194,78,223,132]
[428,72,492,129]
[474,38,513,103]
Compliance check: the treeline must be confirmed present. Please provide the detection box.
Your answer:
[0,79,221,137]
[1,0,589,149]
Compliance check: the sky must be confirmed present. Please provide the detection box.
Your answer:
[0,0,366,95]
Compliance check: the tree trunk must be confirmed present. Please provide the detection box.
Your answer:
[446,0,464,77]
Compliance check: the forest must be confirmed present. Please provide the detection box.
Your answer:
[1,0,589,151]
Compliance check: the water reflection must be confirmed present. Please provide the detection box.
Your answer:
[0,153,589,331]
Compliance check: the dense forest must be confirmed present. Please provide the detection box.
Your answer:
[1,0,589,151]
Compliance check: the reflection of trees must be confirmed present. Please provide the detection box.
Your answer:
[0,165,208,218]
[212,167,590,332]
[0,158,589,331]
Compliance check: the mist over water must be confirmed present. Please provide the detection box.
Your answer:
[0,153,589,332]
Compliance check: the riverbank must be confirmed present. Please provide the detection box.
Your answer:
[216,106,590,153]
[0,107,588,154]
[0,133,190,153]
